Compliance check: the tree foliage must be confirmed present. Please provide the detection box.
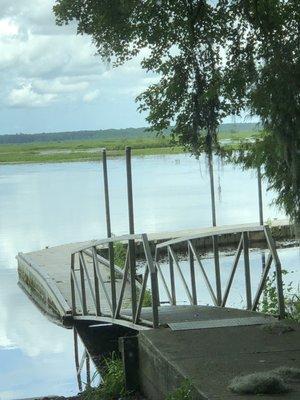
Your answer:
[53,0,300,223]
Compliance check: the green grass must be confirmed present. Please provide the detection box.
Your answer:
[0,131,260,164]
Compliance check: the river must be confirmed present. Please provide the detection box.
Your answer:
[0,154,298,399]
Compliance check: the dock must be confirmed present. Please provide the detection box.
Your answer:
[17,221,300,399]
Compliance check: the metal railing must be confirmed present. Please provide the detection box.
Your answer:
[155,225,285,319]
[70,233,160,329]
[70,225,285,329]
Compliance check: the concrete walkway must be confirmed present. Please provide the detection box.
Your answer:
[138,319,300,399]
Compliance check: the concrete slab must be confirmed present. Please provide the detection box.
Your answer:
[138,320,300,399]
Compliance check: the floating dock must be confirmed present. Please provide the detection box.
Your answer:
[16,221,300,399]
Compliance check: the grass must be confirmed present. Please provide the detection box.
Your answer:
[165,379,195,400]
[82,353,129,400]
[0,131,259,164]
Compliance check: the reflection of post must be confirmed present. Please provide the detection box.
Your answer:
[73,327,92,392]
[208,152,217,227]
[73,328,83,392]
[126,147,137,317]
[102,149,116,313]
[257,166,264,225]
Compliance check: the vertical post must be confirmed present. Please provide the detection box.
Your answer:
[126,147,137,318]
[212,236,222,305]
[264,226,286,319]
[86,353,91,387]
[257,166,264,225]
[73,328,83,392]
[70,253,76,314]
[208,152,217,227]
[79,252,88,315]
[188,242,197,305]
[242,232,252,310]
[102,148,116,313]
[168,247,176,305]
[92,248,101,316]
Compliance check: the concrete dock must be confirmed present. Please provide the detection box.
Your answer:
[138,317,300,399]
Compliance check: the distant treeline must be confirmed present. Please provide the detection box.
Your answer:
[0,123,259,145]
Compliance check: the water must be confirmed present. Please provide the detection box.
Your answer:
[155,246,300,308]
[0,154,297,399]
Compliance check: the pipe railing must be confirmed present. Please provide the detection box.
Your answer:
[155,225,286,319]
[71,225,286,329]
[70,233,160,329]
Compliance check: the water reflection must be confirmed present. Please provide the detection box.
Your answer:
[0,155,291,399]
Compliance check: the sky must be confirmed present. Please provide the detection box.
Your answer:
[0,0,250,136]
[0,0,160,135]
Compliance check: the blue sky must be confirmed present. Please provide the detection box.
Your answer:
[0,1,250,136]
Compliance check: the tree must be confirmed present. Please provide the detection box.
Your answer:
[224,0,300,229]
[53,0,229,154]
[54,0,300,228]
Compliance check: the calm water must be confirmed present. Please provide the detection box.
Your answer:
[0,154,298,399]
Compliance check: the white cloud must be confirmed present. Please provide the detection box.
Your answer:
[83,89,100,103]
[8,83,57,107]
[0,0,154,133]
[0,18,19,36]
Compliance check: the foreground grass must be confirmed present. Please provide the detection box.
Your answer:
[0,131,259,164]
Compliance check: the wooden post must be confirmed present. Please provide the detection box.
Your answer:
[126,147,137,318]
[102,149,116,313]
[257,166,264,225]
[208,152,217,227]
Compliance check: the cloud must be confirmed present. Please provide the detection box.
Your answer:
[8,84,57,107]
[0,0,154,132]
[0,18,19,36]
[83,89,100,103]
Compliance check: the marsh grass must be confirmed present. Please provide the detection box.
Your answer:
[0,131,258,164]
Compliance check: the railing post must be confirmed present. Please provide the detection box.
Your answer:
[242,232,252,310]
[212,235,222,305]
[208,151,217,227]
[71,253,76,314]
[92,248,101,316]
[257,166,264,225]
[102,148,116,314]
[142,234,160,328]
[79,251,88,315]
[126,147,137,318]
[188,241,197,305]
[168,246,176,305]
[264,226,286,318]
